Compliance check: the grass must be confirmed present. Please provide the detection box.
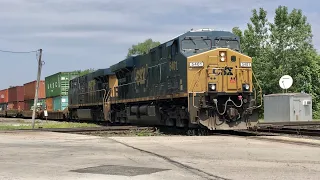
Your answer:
[0,121,100,130]
[135,129,161,136]
[0,124,32,130]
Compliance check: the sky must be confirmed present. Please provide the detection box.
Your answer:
[0,0,319,90]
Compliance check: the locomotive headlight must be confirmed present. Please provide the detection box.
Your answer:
[211,84,216,90]
[209,83,216,91]
[243,84,250,91]
[219,51,226,61]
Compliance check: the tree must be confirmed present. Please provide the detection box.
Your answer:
[232,8,272,94]
[234,6,320,118]
[79,68,95,76]
[127,38,161,57]
[232,8,272,117]
[72,68,95,76]
[233,8,269,57]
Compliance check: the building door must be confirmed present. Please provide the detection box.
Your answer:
[293,100,301,121]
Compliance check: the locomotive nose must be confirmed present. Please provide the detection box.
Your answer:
[205,49,253,93]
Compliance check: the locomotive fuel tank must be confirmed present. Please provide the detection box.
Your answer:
[126,105,160,125]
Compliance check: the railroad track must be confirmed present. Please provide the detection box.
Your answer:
[253,127,320,137]
[257,121,320,127]
[206,129,320,147]
[2,124,319,148]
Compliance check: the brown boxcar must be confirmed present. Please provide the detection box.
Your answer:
[45,97,53,111]
[23,80,46,100]
[8,86,24,102]
[0,89,8,103]
[7,103,14,110]
[11,102,24,110]
[24,101,29,111]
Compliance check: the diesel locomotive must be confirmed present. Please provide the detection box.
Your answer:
[67,28,262,130]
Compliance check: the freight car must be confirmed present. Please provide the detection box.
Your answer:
[42,71,80,120]
[67,28,262,130]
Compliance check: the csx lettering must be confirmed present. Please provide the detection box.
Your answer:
[135,66,146,85]
[169,61,178,71]
[213,67,233,76]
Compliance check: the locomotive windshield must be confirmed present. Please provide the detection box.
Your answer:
[181,37,212,51]
[181,36,240,52]
[214,39,240,51]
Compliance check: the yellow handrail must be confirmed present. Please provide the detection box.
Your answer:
[252,71,263,109]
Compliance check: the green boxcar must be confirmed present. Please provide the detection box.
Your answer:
[53,96,68,111]
[45,72,80,98]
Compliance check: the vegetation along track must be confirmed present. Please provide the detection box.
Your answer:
[4,117,320,147]
[66,126,320,147]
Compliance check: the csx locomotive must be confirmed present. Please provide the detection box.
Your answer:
[68,28,262,130]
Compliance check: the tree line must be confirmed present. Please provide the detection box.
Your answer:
[232,6,320,118]
[126,5,320,118]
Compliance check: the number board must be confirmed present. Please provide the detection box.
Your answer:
[189,62,204,67]
[240,62,251,67]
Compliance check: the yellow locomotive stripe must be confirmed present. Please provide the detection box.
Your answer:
[68,102,104,108]
[68,92,188,108]
[110,92,188,104]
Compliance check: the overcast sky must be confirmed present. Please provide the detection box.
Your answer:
[0,0,319,90]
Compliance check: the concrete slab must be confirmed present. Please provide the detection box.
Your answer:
[111,136,320,180]
[0,131,206,180]
[1,131,320,180]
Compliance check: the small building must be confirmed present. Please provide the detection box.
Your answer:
[263,93,312,123]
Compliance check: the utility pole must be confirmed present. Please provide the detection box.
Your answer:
[32,49,43,129]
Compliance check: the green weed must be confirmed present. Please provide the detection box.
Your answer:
[0,122,100,130]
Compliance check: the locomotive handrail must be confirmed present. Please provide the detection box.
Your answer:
[252,71,263,109]
[102,88,112,121]
[205,65,262,110]
[78,89,107,105]
[191,68,205,92]
[78,89,106,95]
[103,88,111,104]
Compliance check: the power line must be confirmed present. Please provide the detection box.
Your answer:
[0,49,39,54]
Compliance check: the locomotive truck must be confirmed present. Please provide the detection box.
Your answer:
[67,28,262,130]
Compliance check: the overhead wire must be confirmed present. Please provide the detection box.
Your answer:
[0,49,39,54]
[0,48,42,63]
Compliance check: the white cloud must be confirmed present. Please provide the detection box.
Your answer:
[0,0,319,89]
